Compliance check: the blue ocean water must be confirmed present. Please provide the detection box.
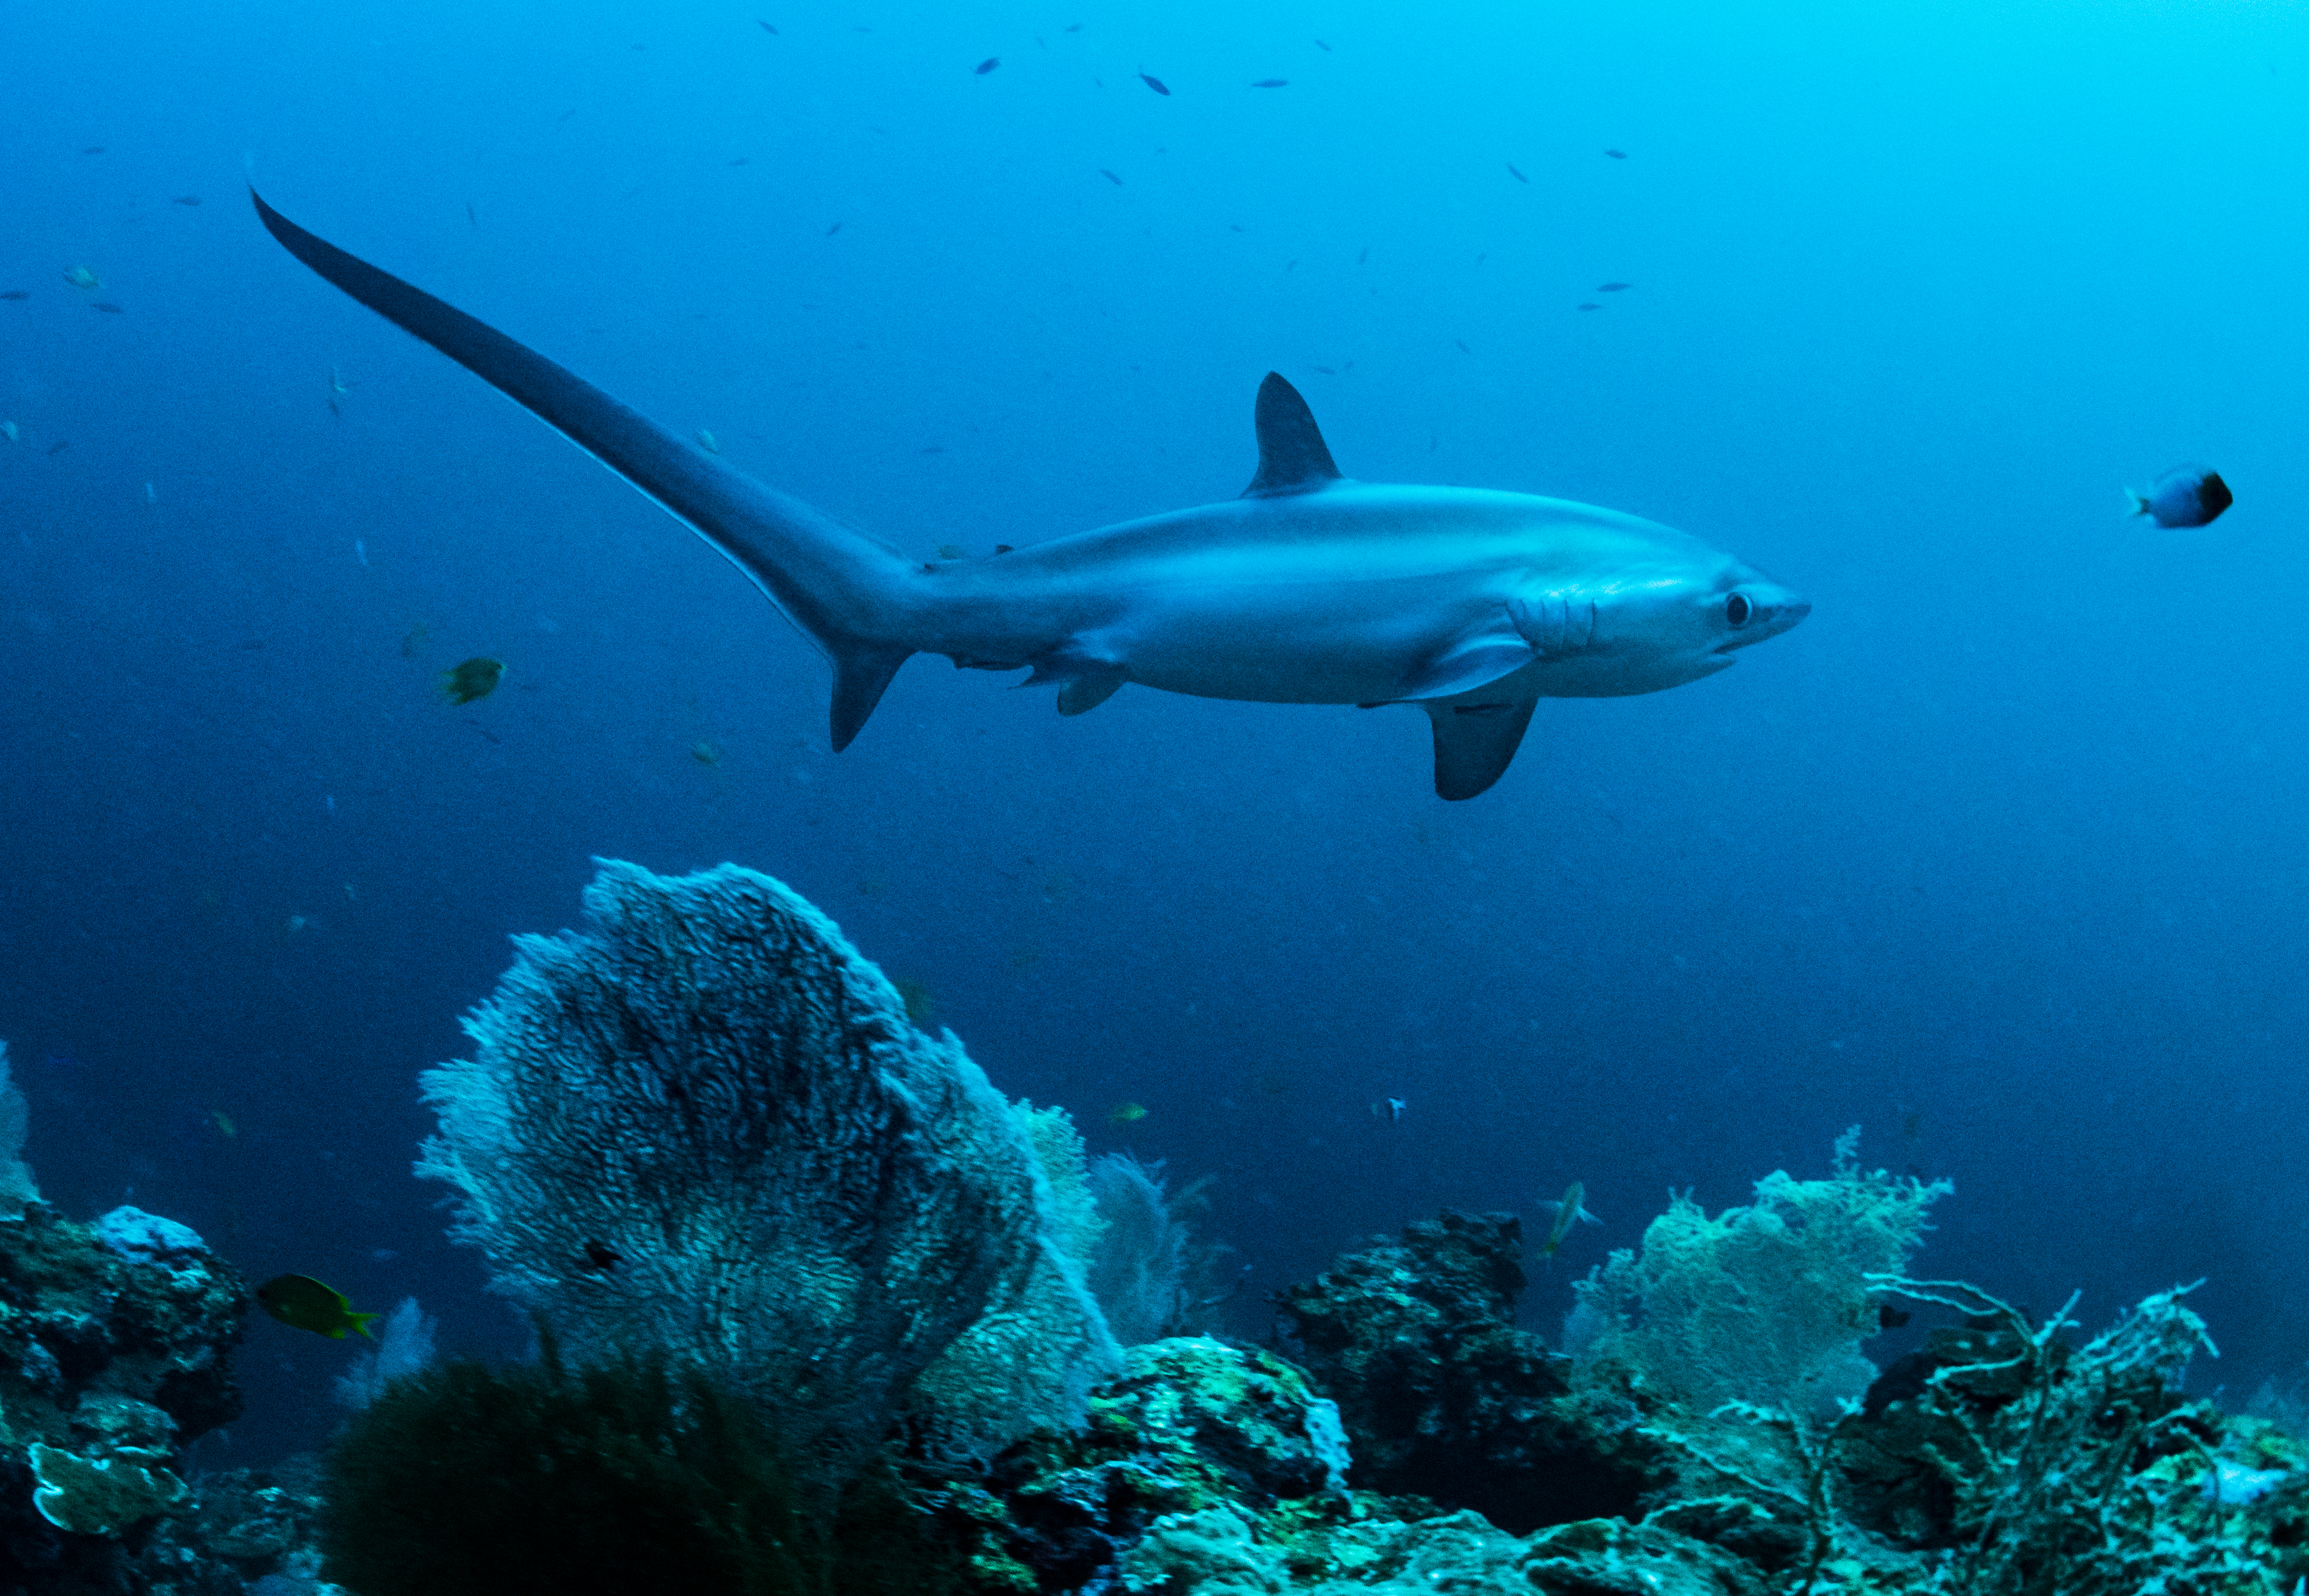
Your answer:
[4,0,2303,1468]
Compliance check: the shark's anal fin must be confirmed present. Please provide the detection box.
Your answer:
[1241,372,1345,498]
[1421,684,1540,801]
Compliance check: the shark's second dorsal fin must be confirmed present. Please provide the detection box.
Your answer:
[1241,372,1345,498]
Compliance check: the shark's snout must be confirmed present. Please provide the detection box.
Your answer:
[1716,585,1810,654]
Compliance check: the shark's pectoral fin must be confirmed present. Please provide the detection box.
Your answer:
[1056,664,1128,716]
[1241,373,1346,498]
[1422,685,1540,801]
[831,643,913,751]
[1400,632,1534,699]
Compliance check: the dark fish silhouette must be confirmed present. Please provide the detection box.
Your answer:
[0,291,27,301]
[2127,464,2232,528]
[976,56,1000,74]
[1315,38,1331,50]
[757,19,778,32]
[1138,70,1170,94]
[825,221,842,236]
[1251,78,1287,88]
[82,146,105,155]
[1577,302,1601,311]
[1598,282,1630,291]
[1455,339,1471,354]
[1604,148,1627,159]
[1098,168,1122,184]
[92,301,124,313]
[1507,162,1528,183]
[46,440,69,455]
[172,195,202,206]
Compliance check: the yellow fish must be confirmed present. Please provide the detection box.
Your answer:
[439,656,505,704]
[1108,1102,1148,1126]
[256,1274,379,1339]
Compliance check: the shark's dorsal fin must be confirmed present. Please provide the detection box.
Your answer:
[1241,373,1345,498]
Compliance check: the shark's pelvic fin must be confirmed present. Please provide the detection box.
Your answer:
[831,644,913,751]
[1240,372,1345,498]
[1422,683,1541,801]
[1056,664,1128,716]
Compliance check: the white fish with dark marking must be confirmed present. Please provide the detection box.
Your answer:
[250,189,1808,799]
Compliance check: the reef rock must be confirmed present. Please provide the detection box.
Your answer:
[1275,1209,1668,1533]
[0,1200,250,1587]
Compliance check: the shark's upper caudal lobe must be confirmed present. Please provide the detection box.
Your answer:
[250,189,1806,799]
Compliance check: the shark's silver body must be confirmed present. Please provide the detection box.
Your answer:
[253,190,1808,798]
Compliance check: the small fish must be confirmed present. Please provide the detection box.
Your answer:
[0,422,15,443]
[1454,339,1471,354]
[466,201,477,228]
[92,301,124,313]
[1314,39,1331,51]
[1384,1096,1407,1122]
[1536,1181,1602,1258]
[1099,168,1122,185]
[1357,246,1368,264]
[439,656,506,704]
[2126,464,2232,528]
[826,221,843,236]
[690,741,721,765]
[82,146,105,155]
[1506,162,1528,183]
[45,440,69,455]
[1577,302,1601,311]
[1108,1102,1148,1125]
[1598,282,1631,292]
[757,19,779,33]
[144,482,156,503]
[172,194,203,206]
[355,538,368,567]
[697,428,720,453]
[63,265,100,290]
[580,1239,623,1272]
[1065,23,1083,31]
[1137,70,1170,95]
[256,1274,380,1339]
[210,1110,236,1138]
[400,624,429,658]
[1312,365,1337,376]
[1604,148,1627,159]
[730,157,750,166]
[1251,78,1288,88]
[0,290,26,300]
[921,446,947,455]
[976,56,1000,75]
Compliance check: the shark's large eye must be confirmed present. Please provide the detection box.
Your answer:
[1724,593,1752,628]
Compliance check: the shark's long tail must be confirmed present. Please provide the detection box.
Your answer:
[250,189,922,749]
